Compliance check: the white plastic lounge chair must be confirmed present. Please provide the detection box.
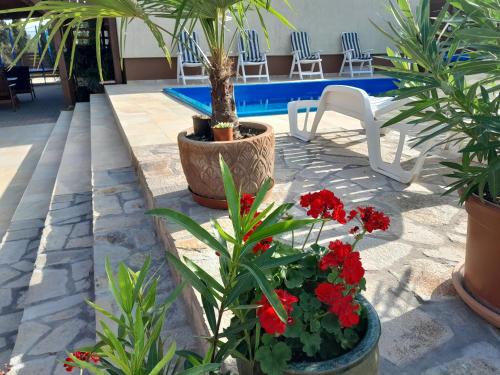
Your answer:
[339,32,373,77]
[288,85,440,184]
[289,32,324,80]
[237,30,270,83]
[177,31,209,85]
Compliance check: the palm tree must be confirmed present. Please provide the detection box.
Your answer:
[1,0,292,124]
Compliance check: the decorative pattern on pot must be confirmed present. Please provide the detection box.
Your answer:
[178,122,275,201]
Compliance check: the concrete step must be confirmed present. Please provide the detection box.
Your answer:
[0,111,72,366]
[90,94,197,350]
[8,103,95,374]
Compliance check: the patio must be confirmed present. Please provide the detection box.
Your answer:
[103,80,500,374]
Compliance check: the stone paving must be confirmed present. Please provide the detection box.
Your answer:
[90,94,199,356]
[9,192,95,374]
[106,81,500,374]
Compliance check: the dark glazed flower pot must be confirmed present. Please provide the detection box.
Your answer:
[452,195,500,327]
[237,296,381,375]
[178,122,275,209]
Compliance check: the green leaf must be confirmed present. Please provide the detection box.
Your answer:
[147,342,176,375]
[256,342,291,375]
[300,331,322,357]
[178,363,220,375]
[321,314,341,334]
[241,262,287,323]
[147,208,230,258]
[284,269,304,289]
[219,155,241,240]
[164,252,218,306]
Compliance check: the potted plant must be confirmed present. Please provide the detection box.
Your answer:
[149,156,391,374]
[376,0,499,325]
[1,0,292,209]
[212,122,234,142]
[62,257,219,374]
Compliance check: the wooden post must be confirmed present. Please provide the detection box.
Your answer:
[107,18,124,84]
[53,30,75,107]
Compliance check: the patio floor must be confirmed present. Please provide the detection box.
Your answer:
[105,80,500,374]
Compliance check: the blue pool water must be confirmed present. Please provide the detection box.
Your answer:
[164,78,398,117]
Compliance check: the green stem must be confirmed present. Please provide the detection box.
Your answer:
[314,221,326,244]
[301,223,315,251]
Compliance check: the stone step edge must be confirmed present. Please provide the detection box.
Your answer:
[8,104,94,374]
[0,110,73,367]
[0,111,73,246]
[90,94,200,354]
[103,91,211,347]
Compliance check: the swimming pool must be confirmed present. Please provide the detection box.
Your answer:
[164,78,398,117]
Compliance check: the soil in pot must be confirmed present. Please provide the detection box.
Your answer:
[187,125,265,142]
[192,115,211,138]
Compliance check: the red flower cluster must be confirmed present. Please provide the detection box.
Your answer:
[349,206,390,233]
[319,240,365,285]
[257,289,299,335]
[240,193,255,215]
[314,283,360,328]
[300,189,346,223]
[329,294,360,328]
[64,352,100,372]
[319,240,353,270]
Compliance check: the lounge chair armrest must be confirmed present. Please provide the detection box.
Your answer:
[343,49,355,58]
[288,99,320,112]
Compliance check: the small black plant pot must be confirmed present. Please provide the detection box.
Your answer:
[192,115,211,137]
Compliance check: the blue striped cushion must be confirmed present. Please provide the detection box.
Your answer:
[291,32,317,60]
[239,30,264,62]
[341,32,370,60]
[179,31,202,64]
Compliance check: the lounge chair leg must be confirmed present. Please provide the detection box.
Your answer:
[369,60,373,77]
[265,60,270,82]
[298,62,303,80]
[349,60,354,78]
[339,56,346,76]
[259,64,263,79]
[319,60,324,79]
[242,64,247,83]
[289,56,296,78]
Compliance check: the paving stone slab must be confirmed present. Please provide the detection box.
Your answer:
[379,309,454,367]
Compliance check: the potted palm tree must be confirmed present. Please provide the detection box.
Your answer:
[1,0,292,209]
[376,0,499,326]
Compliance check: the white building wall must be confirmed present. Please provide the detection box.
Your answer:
[120,0,418,59]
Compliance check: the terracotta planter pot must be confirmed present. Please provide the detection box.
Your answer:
[237,296,380,375]
[213,127,234,142]
[178,122,275,209]
[453,194,500,326]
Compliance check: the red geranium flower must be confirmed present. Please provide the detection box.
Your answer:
[329,295,360,328]
[319,240,352,270]
[240,194,255,215]
[340,252,365,285]
[355,207,390,233]
[257,289,299,335]
[64,352,100,372]
[300,189,346,223]
[315,282,344,305]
